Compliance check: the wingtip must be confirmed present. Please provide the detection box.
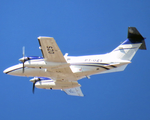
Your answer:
[38,36,53,40]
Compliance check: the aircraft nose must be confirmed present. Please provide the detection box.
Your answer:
[3,64,23,75]
[3,68,9,74]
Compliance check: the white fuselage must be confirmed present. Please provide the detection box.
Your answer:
[3,53,131,81]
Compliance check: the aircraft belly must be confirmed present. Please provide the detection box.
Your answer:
[70,65,106,80]
[23,68,77,81]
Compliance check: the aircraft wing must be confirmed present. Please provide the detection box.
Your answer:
[38,37,66,63]
[38,37,77,81]
[63,87,84,97]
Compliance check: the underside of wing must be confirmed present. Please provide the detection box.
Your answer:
[63,87,84,97]
[38,37,77,81]
[38,37,66,63]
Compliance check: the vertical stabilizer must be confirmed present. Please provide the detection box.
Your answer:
[128,27,146,50]
[110,27,146,61]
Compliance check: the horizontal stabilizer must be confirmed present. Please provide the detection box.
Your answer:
[63,87,84,97]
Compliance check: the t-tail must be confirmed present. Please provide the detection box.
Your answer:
[110,27,146,61]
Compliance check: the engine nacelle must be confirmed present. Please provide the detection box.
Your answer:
[31,77,81,90]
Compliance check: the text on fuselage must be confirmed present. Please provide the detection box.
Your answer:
[85,59,102,62]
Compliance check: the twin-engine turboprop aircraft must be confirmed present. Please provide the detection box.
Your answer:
[3,27,146,96]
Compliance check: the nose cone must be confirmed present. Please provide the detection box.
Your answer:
[3,64,23,75]
[3,67,12,74]
[3,68,8,74]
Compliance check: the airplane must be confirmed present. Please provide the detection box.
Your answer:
[3,27,146,97]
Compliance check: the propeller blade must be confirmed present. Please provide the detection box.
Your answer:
[22,63,25,73]
[22,46,25,73]
[23,46,25,57]
[32,82,35,94]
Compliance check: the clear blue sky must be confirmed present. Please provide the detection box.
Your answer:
[1,0,150,120]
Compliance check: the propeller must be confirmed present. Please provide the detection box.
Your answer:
[32,82,36,94]
[30,77,41,94]
[22,46,25,73]
[19,47,29,73]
